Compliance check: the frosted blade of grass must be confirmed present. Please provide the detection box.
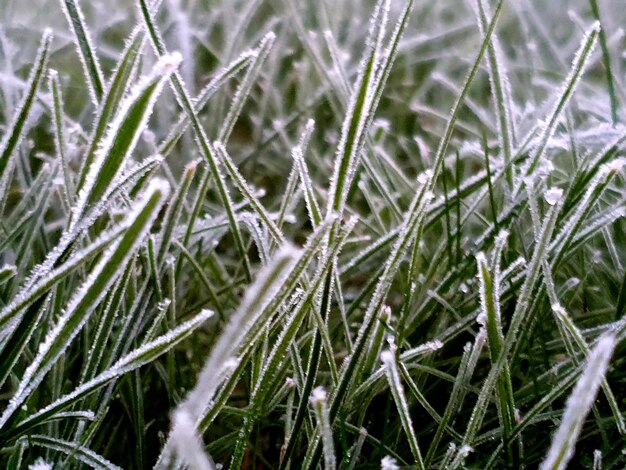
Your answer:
[49,70,73,207]
[275,162,300,231]
[217,31,275,143]
[166,247,303,462]
[157,217,334,468]
[593,450,602,470]
[588,0,619,124]
[0,221,127,333]
[157,159,200,266]
[424,330,486,466]
[326,0,390,218]
[157,49,254,157]
[138,0,253,281]
[426,0,504,188]
[346,427,367,470]
[173,240,225,321]
[6,309,212,439]
[475,232,517,461]
[311,388,336,470]
[72,52,181,225]
[550,303,626,434]
[80,263,134,383]
[293,144,322,228]
[533,191,624,438]
[0,264,16,285]
[0,30,52,198]
[517,21,600,185]
[462,190,564,447]
[59,0,105,104]
[22,434,121,470]
[381,350,425,469]
[365,0,415,137]
[340,227,399,277]
[214,142,284,244]
[540,334,616,470]
[0,179,169,430]
[551,159,624,262]
[76,30,144,191]
[474,0,514,187]
[361,305,391,377]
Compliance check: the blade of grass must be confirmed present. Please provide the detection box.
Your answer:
[0,30,52,200]
[539,334,616,470]
[59,0,105,104]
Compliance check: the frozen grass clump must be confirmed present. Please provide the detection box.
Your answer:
[0,0,625,467]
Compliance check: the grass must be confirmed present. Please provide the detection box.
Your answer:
[0,0,625,468]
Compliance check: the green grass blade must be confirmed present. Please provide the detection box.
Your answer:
[73,52,180,223]
[0,30,52,198]
[59,0,105,104]
[381,349,425,469]
[310,387,336,470]
[539,335,616,470]
[76,30,144,191]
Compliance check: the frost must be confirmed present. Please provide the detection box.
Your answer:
[381,455,399,470]
[544,187,563,206]
[171,409,215,470]
[380,349,395,365]
[28,458,52,470]
[310,386,327,405]
[417,169,433,185]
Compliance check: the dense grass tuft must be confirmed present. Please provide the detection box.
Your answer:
[0,0,625,468]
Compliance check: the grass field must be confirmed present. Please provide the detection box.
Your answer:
[0,0,625,468]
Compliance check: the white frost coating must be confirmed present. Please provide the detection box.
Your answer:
[171,409,215,470]
[310,386,327,404]
[380,349,394,365]
[417,169,433,185]
[540,334,616,470]
[0,180,169,429]
[604,156,626,174]
[475,251,490,329]
[545,187,563,206]
[28,458,52,470]
[496,229,510,245]
[0,264,16,276]
[381,455,399,470]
